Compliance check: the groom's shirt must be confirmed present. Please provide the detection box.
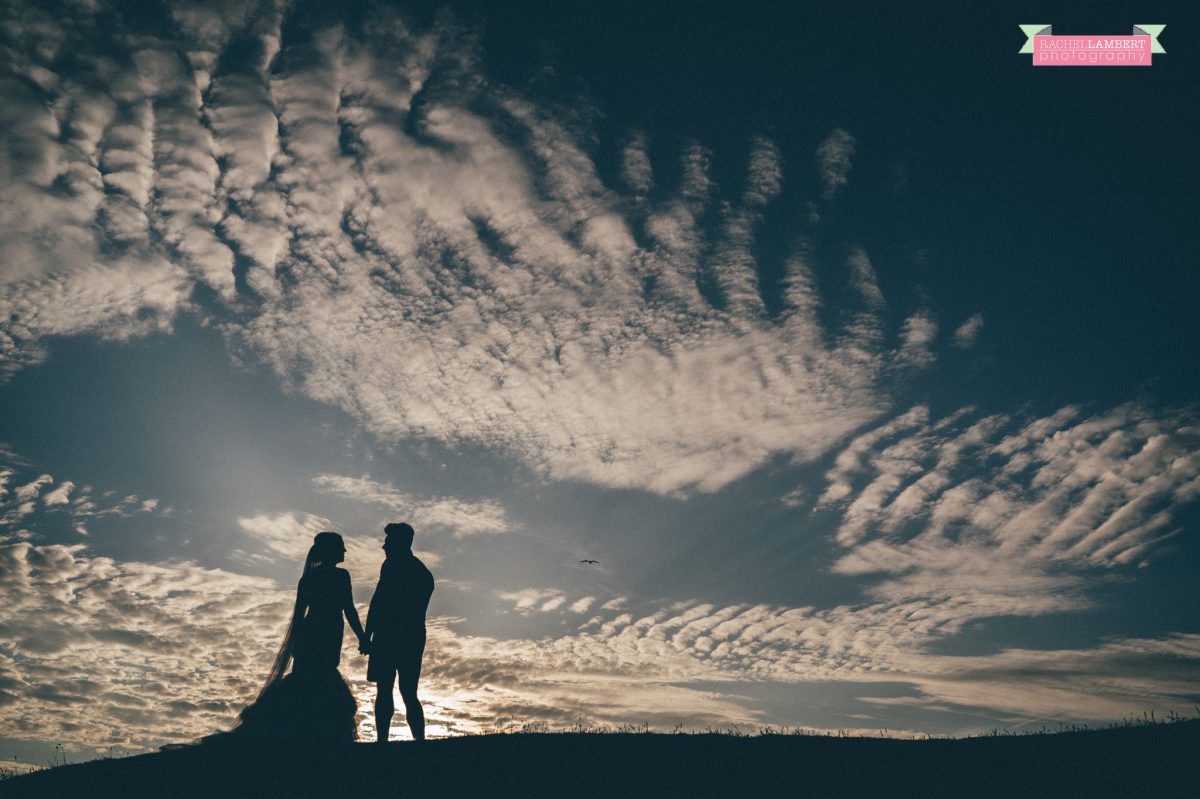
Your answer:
[367,553,434,640]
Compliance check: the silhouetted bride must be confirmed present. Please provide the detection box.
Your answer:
[232,531,368,743]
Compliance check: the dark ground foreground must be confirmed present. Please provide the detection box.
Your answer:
[3,721,1196,798]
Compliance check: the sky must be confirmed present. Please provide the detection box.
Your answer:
[1,0,1198,762]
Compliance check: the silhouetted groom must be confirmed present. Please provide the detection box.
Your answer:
[366,522,435,742]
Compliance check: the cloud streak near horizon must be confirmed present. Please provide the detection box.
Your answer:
[3,530,1198,750]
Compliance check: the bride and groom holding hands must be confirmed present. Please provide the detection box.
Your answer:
[234,522,434,744]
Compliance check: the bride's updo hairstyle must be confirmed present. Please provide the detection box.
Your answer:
[306,532,344,569]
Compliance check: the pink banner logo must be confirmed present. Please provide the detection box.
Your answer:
[1019,25,1165,67]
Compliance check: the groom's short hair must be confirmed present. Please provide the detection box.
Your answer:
[385,522,415,548]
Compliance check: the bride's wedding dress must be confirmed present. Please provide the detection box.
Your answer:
[219,534,364,745]
[236,565,358,742]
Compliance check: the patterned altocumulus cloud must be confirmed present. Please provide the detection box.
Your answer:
[1,459,163,535]
[819,402,1200,612]
[0,540,285,748]
[0,0,940,495]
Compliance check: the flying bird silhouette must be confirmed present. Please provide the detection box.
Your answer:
[579,559,599,565]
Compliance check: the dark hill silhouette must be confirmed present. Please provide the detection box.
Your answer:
[2,721,1195,798]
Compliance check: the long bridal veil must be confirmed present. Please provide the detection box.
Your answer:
[254,555,313,703]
